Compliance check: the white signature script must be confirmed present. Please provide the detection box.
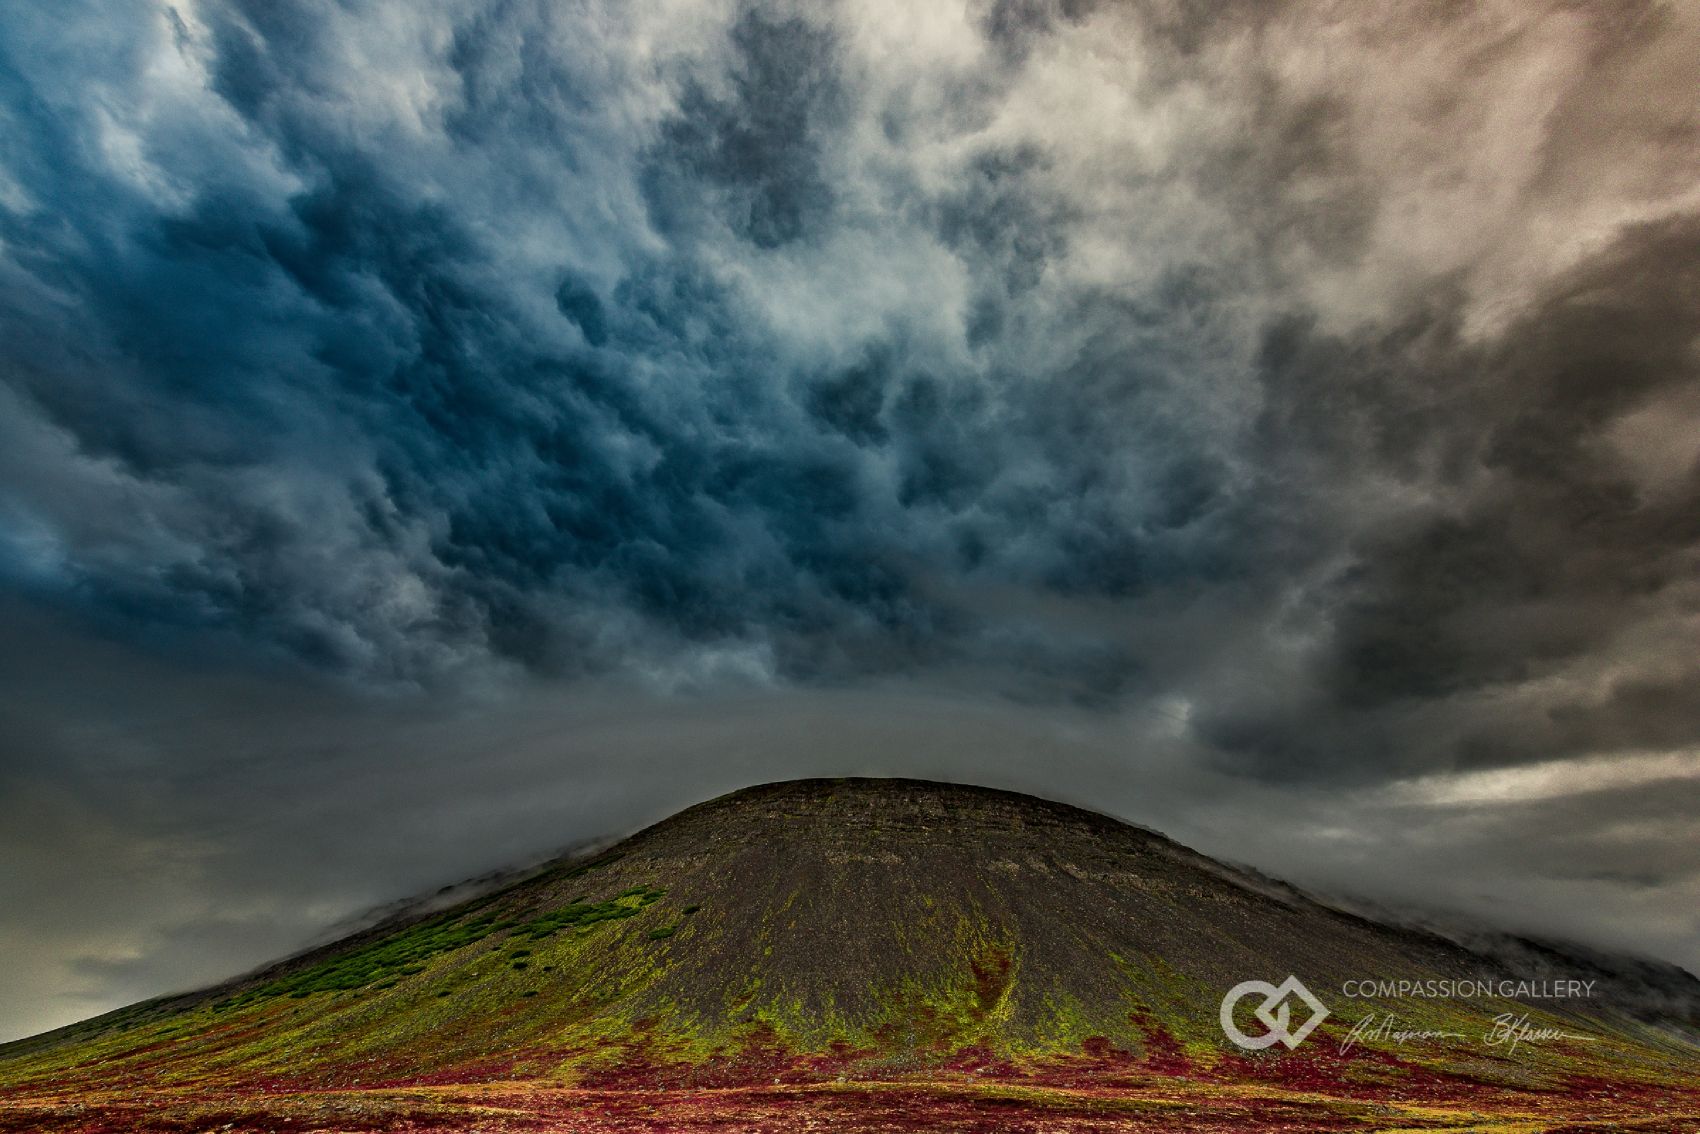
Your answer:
[1340,1012,1464,1053]
[1484,1012,1600,1054]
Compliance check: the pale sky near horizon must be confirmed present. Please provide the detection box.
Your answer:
[2,0,1699,1042]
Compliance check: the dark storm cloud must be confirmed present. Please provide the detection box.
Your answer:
[5,1,868,683]
[972,0,1098,68]
[647,10,845,249]
[0,0,1271,692]
[1196,216,1700,779]
[3,0,1700,1039]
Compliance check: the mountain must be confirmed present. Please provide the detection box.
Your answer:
[3,778,1698,1132]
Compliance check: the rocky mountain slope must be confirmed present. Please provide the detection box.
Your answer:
[3,778,1697,1131]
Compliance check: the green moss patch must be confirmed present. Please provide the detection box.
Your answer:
[516,887,665,941]
[217,888,666,1008]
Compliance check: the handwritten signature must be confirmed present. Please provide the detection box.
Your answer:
[1484,1012,1600,1054]
[1340,1013,1464,1053]
[1342,1011,1601,1056]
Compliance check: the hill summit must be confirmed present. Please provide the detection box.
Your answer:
[3,778,1698,1131]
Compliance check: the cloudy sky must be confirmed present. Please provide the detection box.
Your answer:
[2,0,1699,1042]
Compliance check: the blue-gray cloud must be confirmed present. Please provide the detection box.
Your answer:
[1,0,1696,749]
[0,0,1248,697]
